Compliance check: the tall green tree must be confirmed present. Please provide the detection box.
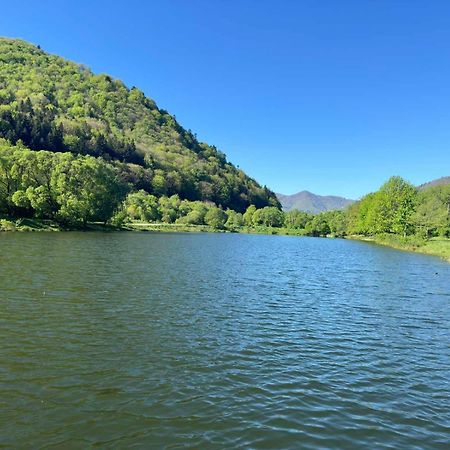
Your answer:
[376,176,417,236]
[243,205,257,226]
[205,206,227,229]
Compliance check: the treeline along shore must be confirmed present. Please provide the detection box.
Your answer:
[0,38,449,261]
[1,142,449,261]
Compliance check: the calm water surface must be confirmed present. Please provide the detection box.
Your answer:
[1,232,449,449]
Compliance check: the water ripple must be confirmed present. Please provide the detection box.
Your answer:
[1,232,449,448]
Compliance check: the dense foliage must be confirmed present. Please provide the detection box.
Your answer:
[0,38,279,213]
[347,177,450,238]
[0,40,447,239]
[0,139,127,225]
[238,176,449,239]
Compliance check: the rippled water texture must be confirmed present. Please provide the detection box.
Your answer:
[1,232,450,448]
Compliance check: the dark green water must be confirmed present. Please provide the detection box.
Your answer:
[1,232,449,449]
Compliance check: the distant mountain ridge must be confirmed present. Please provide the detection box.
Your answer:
[276,191,354,213]
[418,176,450,190]
[278,176,450,213]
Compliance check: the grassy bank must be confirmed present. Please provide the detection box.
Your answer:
[126,222,312,236]
[0,218,62,232]
[0,218,121,232]
[126,222,224,233]
[349,234,450,261]
[0,219,311,237]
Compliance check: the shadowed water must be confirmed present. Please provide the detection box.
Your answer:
[1,232,449,449]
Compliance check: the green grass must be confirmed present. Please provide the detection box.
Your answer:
[126,222,226,233]
[126,222,310,236]
[0,217,61,232]
[0,217,124,232]
[349,234,450,261]
[419,238,450,261]
[240,226,308,236]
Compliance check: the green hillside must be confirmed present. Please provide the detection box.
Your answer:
[0,37,279,215]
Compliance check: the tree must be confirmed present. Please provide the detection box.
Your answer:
[376,176,417,236]
[284,210,312,229]
[324,210,347,236]
[52,154,128,225]
[413,186,450,237]
[243,204,257,226]
[0,143,17,214]
[205,206,227,229]
[252,207,284,227]
[177,201,208,225]
[305,214,330,236]
[225,209,244,230]
[124,190,160,222]
[151,169,168,196]
[158,195,180,223]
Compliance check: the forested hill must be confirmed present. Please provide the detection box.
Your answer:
[0,37,279,212]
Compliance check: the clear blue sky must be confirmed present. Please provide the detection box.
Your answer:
[1,1,449,199]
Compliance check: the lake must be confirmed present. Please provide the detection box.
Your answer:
[1,232,449,449]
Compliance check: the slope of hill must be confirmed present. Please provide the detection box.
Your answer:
[276,191,354,213]
[418,176,450,190]
[0,37,279,212]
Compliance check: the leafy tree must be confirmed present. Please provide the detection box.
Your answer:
[51,154,128,225]
[0,143,18,214]
[413,185,450,237]
[252,206,284,227]
[205,206,227,229]
[158,195,180,223]
[225,209,244,230]
[0,139,128,225]
[177,201,208,225]
[324,210,347,236]
[124,190,160,222]
[376,176,417,236]
[243,205,257,226]
[304,214,330,236]
[284,210,312,229]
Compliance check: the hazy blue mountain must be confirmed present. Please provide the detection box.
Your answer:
[276,191,354,213]
[418,176,450,190]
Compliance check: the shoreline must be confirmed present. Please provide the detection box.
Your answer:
[347,234,450,262]
[2,218,449,262]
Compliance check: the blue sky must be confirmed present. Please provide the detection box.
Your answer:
[1,1,449,199]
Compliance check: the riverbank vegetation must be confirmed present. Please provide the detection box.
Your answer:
[0,38,448,260]
[114,176,448,259]
[1,139,449,259]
